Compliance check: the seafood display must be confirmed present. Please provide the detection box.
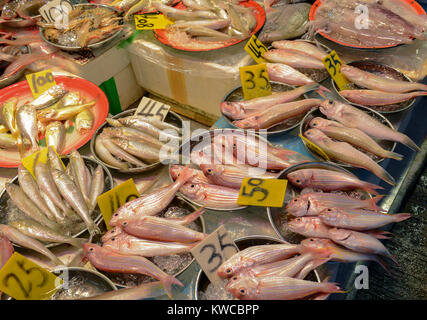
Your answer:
[309,0,427,48]
[40,4,123,49]
[0,0,45,26]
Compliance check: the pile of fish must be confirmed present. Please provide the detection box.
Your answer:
[170,132,308,209]
[285,167,411,267]
[153,0,257,44]
[83,166,206,297]
[0,40,29,82]
[0,84,96,155]
[106,0,175,19]
[40,5,123,48]
[309,0,427,47]
[95,113,181,170]
[216,242,341,300]
[338,63,427,109]
[303,100,420,185]
[221,84,322,130]
[263,40,329,87]
[0,0,46,23]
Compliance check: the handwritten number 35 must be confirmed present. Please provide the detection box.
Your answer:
[244,69,269,90]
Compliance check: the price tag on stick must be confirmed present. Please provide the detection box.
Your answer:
[0,252,62,300]
[237,178,288,207]
[26,69,56,98]
[299,134,331,161]
[134,14,174,30]
[21,146,65,179]
[191,225,239,286]
[135,97,171,121]
[97,179,140,229]
[39,0,73,28]
[239,64,272,100]
[323,50,351,90]
[244,34,268,64]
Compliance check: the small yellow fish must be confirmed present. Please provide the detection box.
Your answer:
[38,100,96,122]
[0,97,19,137]
[75,109,94,133]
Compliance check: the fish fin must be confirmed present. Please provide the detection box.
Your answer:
[302,83,321,93]
[175,164,195,186]
[369,230,392,240]
[387,151,404,161]
[181,206,206,225]
[365,195,384,211]
[401,134,421,152]
[161,275,183,299]
[375,167,395,186]
[373,256,391,274]
[388,254,400,266]
[315,86,332,98]
[322,281,344,294]
[393,213,411,223]
[313,292,331,300]
[362,182,384,195]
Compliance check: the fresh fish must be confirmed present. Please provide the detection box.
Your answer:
[295,258,331,280]
[309,117,403,161]
[51,169,100,236]
[339,89,427,106]
[127,115,182,134]
[0,133,17,149]
[287,168,383,195]
[45,121,65,154]
[39,189,69,225]
[102,232,198,257]
[83,243,183,298]
[319,208,411,231]
[263,49,325,69]
[173,19,230,30]
[79,281,163,300]
[380,0,427,31]
[226,274,341,300]
[341,65,427,93]
[0,97,18,137]
[16,104,39,150]
[186,26,233,40]
[179,182,239,209]
[271,40,328,60]
[328,228,396,262]
[286,192,384,217]
[62,91,81,107]
[200,162,276,189]
[47,146,64,173]
[30,84,68,110]
[0,224,62,266]
[109,165,194,225]
[9,220,86,248]
[5,183,60,231]
[153,2,217,20]
[97,133,146,169]
[0,125,9,133]
[233,99,322,130]
[95,135,130,170]
[220,84,319,120]
[118,116,181,142]
[75,109,94,133]
[288,216,331,238]
[169,165,209,184]
[0,52,54,81]
[217,243,302,278]
[38,100,96,122]
[267,63,318,87]
[319,100,420,151]
[111,138,159,163]
[304,128,395,185]
[301,238,389,271]
[70,150,90,205]
[88,165,104,211]
[119,216,206,243]
[103,127,170,151]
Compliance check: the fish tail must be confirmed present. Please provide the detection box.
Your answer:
[323,282,344,294]
[314,86,332,99]
[361,182,384,195]
[181,206,206,225]
[399,134,421,152]
[369,230,392,240]
[301,83,321,93]
[393,213,411,223]
[365,195,384,211]
[175,164,195,187]
[373,256,391,274]
[161,275,183,299]
[373,165,396,186]
[387,151,404,161]
[388,254,400,266]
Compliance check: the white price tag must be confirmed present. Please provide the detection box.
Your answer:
[39,0,73,28]
[135,97,170,121]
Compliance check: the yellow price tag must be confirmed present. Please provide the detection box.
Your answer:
[0,252,62,300]
[97,179,140,229]
[134,14,174,30]
[299,134,331,161]
[21,146,64,179]
[244,34,268,64]
[237,178,287,207]
[26,69,56,98]
[322,51,351,90]
[239,64,272,100]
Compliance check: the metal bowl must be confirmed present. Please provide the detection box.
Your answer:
[331,60,417,114]
[299,104,397,167]
[169,128,283,211]
[0,155,114,247]
[1,266,117,300]
[194,235,323,300]
[39,4,123,52]
[0,45,31,89]
[267,162,372,245]
[90,107,183,174]
[95,196,206,289]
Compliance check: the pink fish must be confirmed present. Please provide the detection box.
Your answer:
[0,52,54,80]
[263,49,325,69]
[288,216,331,238]
[169,165,209,184]
[179,182,240,209]
[0,235,14,296]
[340,89,427,106]
[267,63,318,87]
[83,243,183,297]
[271,40,328,61]
[287,168,383,195]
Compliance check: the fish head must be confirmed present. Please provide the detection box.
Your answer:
[200,163,223,178]
[285,196,309,216]
[287,170,312,188]
[169,165,183,180]
[108,208,129,226]
[309,117,330,129]
[301,238,332,254]
[83,243,102,257]
[319,99,339,118]
[179,183,204,201]
[327,228,352,242]
[101,226,123,243]
[318,208,341,224]
[288,217,318,234]
[225,276,259,300]
[304,128,326,143]
[102,236,122,251]
[220,101,245,120]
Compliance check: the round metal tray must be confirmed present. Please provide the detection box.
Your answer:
[0,45,31,89]
[0,155,113,247]
[267,162,372,245]
[39,4,123,52]
[94,196,206,289]
[194,235,322,300]
[299,104,397,167]
[90,107,183,174]
[331,60,417,114]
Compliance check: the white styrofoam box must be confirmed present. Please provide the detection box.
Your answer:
[126,32,253,118]
[114,64,145,109]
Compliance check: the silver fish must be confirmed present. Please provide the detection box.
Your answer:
[70,150,90,205]
[95,134,129,170]
[101,135,147,167]
[16,104,39,150]
[0,132,17,149]
[88,165,104,211]
[111,138,160,163]
[30,84,68,110]
[45,121,65,154]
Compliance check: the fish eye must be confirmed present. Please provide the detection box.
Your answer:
[293,199,298,202]
[296,180,301,183]
[89,248,94,252]
[114,213,118,216]
[191,184,195,188]
[328,100,333,105]
[111,237,115,241]
[296,218,301,221]
[207,169,212,173]
[233,277,238,281]
[310,239,314,242]
[327,208,332,212]
[239,288,246,295]
[123,221,128,226]
[226,268,232,274]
